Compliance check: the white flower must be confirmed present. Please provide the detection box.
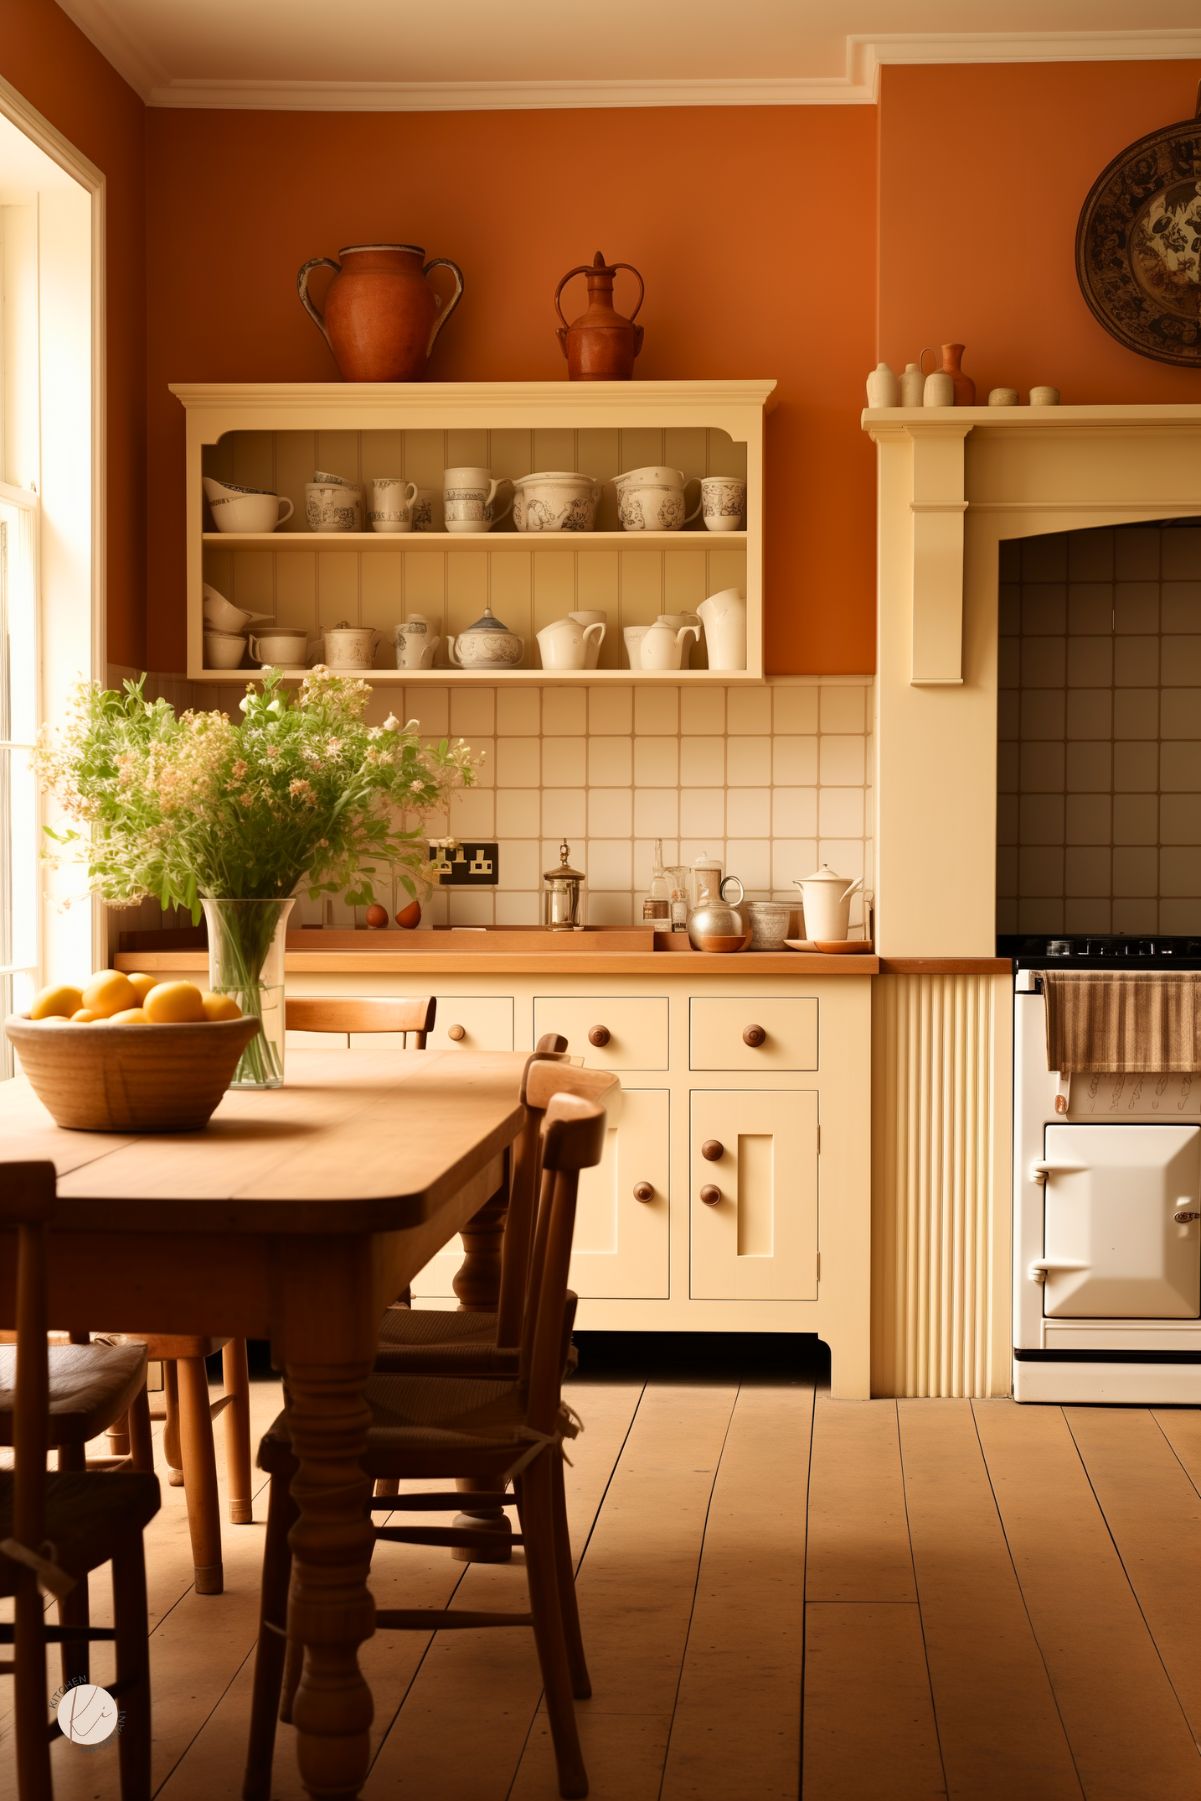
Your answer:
[239,696,252,713]
[382,713,401,732]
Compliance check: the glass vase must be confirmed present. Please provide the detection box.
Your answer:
[201,897,295,1089]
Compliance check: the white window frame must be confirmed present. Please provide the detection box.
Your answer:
[0,74,106,1047]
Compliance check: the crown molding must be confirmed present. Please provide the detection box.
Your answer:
[55,0,170,100]
[51,15,1201,110]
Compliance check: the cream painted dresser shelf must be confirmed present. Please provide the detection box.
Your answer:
[117,939,872,1397]
[175,380,775,685]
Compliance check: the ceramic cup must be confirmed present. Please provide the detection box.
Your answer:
[210,492,294,533]
[443,466,514,534]
[202,583,265,634]
[369,477,419,533]
[203,629,248,669]
[305,483,363,532]
[623,625,650,669]
[312,468,358,489]
[568,609,607,668]
[1029,385,1060,406]
[988,387,1020,406]
[203,475,274,505]
[412,488,437,532]
[249,629,310,666]
[313,626,379,669]
[701,477,747,533]
[615,466,702,532]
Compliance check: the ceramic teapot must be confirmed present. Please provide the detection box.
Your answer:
[696,588,747,672]
[393,614,441,670]
[447,605,525,670]
[554,250,645,380]
[536,615,606,671]
[794,864,863,943]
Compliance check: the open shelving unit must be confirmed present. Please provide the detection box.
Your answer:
[175,381,775,684]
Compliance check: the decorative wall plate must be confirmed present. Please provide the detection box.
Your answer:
[1076,102,1201,367]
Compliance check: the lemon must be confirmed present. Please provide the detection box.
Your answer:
[82,969,139,1019]
[70,1008,101,1023]
[29,982,84,1020]
[109,1007,149,1025]
[126,972,158,1004]
[200,991,242,1022]
[143,981,205,1024]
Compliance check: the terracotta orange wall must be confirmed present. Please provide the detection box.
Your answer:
[1,0,147,665]
[878,61,1201,401]
[143,105,878,676]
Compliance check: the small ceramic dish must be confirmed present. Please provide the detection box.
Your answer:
[785,939,874,954]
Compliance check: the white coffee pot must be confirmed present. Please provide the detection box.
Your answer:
[640,615,701,671]
[536,614,606,671]
[696,587,747,672]
[393,614,441,669]
[793,864,863,943]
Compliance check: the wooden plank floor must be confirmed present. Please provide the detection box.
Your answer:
[6,1349,1201,1799]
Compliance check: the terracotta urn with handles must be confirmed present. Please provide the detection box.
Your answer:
[297,244,465,382]
[554,250,645,380]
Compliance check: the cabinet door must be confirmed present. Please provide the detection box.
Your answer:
[690,1090,818,1301]
[572,1089,670,1299]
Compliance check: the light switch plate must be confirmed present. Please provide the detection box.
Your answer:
[428,841,499,887]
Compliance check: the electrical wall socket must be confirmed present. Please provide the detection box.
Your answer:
[428,842,499,887]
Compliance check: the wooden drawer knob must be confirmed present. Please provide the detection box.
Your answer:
[633,1182,655,1203]
[588,1025,611,1048]
[742,1024,767,1048]
[447,1024,467,1042]
[700,1185,722,1207]
[701,1139,724,1162]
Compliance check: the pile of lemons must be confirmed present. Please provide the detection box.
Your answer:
[28,971,242,1026]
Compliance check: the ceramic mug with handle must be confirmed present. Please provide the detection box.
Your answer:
[443,467,514,534]
[370,477,420,533]
[210,492,294,534]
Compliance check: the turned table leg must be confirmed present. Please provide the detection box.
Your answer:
[282,1357,376,1801]
[452,1182,513,1562]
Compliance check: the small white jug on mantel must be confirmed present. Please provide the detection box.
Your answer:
[865,361,900,408]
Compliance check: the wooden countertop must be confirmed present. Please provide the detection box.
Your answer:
[115,947,880,977]
[877,958,1013,975]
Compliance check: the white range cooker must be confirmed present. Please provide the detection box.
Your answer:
[1012,936,1201,1404]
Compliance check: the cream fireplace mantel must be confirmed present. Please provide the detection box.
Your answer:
[863,404,1201,1398]
[863,403,1201,958]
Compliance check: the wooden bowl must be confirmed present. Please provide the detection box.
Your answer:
[4,1014,261,1132]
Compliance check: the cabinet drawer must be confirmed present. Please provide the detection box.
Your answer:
[425,997,514,1053]
[533,996,668,1070]
[689,997,817,1071]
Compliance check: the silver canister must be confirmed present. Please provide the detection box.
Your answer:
[543,840,585,932]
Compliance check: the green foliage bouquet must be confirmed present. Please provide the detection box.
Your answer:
[36,668,478,1083]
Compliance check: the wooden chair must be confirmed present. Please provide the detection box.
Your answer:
[242,1089,610,1801]
[0,1329,150,1688]
[284,994,436,1045]
[0,1161,160,1801]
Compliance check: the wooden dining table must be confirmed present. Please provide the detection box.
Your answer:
[0,1046,532,1801]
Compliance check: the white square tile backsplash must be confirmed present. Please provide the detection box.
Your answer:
[112,669,874,935]
[997,521,1201,937]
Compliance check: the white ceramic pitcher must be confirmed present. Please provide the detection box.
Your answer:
[640,616,701,671]
[393,614,441,669]
[536,615,606,671]
[696,587,747,672]
[793,865,863,942]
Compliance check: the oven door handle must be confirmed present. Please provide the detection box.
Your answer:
[1029,1161,1086,1183]
[1028,1257,1089,1283]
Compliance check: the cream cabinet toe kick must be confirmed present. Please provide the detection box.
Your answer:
[131,958,873,1395]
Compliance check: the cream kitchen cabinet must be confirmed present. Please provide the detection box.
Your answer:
[689,1089,819,1302]
[573,1088,670,1300]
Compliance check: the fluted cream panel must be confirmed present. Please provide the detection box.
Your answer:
[871,974,1013,1397]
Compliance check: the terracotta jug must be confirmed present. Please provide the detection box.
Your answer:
[940,342,975,406]
[297,243,464,382]
[554,250,644,380]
